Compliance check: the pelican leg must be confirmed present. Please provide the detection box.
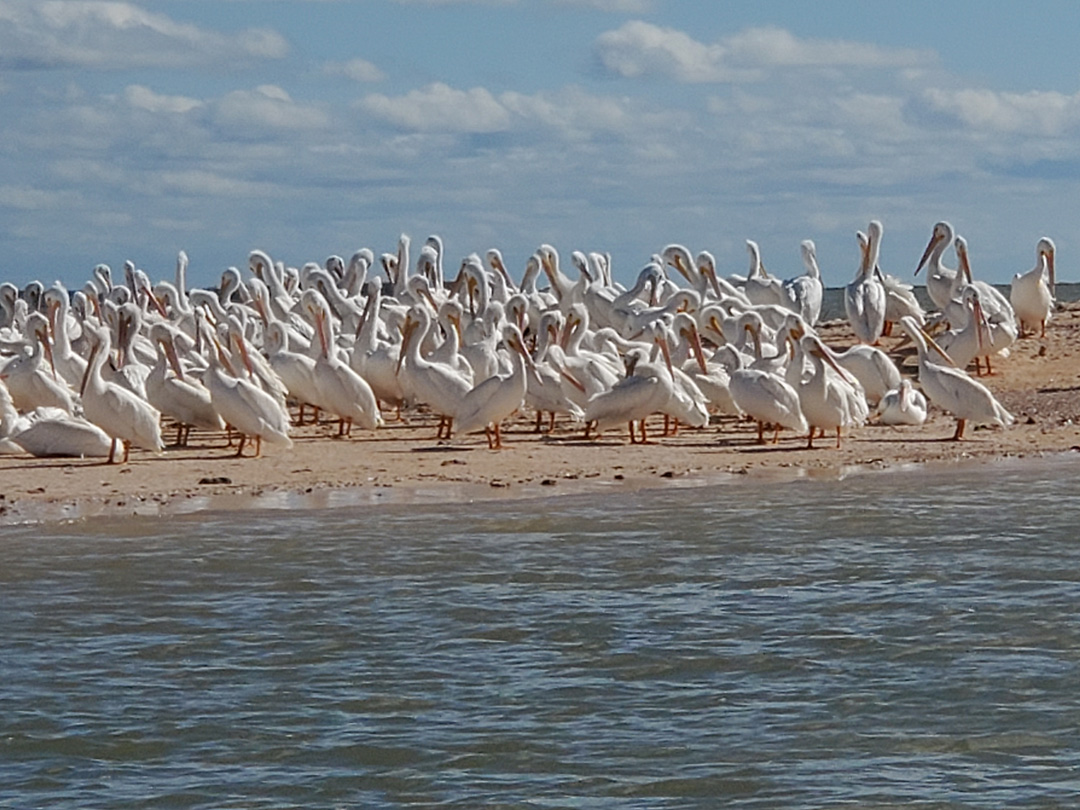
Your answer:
[492,423,504,450]
[756,420,765,444]
[627,420,637,444]
[806,428,815,449]
[107,437,117,464]
[584,421,593,440]
[175,423,184,447]
[835,426,842,449]
[548,411,556,433]
[255,435,263,458]
[772,424,781,444]
[985,355,994,375]
[952,418,966,441]
[235,434,247,457]
[296,402,305,426]
[534,410,543,433]
[444,417,454,439]
[122,440,131,464]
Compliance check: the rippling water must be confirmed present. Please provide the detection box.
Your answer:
[3,457,1080,807]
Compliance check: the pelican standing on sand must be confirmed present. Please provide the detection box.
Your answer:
[452,324,530,449]
[1011,237,1056,338]
[899,316,1013,441]
[80,322,165,463]
[204,330,292,458]
[845,221,887,345]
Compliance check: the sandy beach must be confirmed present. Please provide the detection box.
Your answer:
[2,300,1079,525]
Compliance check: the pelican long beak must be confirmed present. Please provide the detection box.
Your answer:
[235,332,256,375]
[655,333,675,378]
[684,325,708,376]
[80,340,99,397]
[918,324,957,367]
[1046,249,1056,294]
[670,253,693,284]
[164,336,185,382]
[813,342,856,386]
[958,244,973,284]
[701,261,722,299]
[396,318,415,375]
[355,291,376,339]
[915,232,942,275]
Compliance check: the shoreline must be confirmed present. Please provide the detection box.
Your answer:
[4,304,1080,527]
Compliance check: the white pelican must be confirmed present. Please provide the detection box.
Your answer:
[397,305,473,438]
[0,381,111,457]
[951,236,1016,332]
[349,279,407,411]
[790,333,867,448]
[742,240,787,308]
[845,221,887,345]
[1011,237,1056,337]
[583,345,675,443]
[301,289,383,436]
[43,283,87,389]
[729,318,806,444]
[145,323,225,446]
[0,312,76,414]
[914,220,958,310]
[876,378,928,426]
[203,330,292,457]
[781,240,824,327]
[79,322,164,463]
[899,316,1013,440]
[453,325,530,449]
[263,320,321,425]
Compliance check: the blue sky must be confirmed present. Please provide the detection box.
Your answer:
[2,0,1079,291]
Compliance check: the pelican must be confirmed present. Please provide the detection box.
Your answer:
[301,289,383,436]
[1011,237,1056,338]
[397,305,473,438]
[914,220,958,310]
[453,324,530,449]
[729,318,807,444]
[0,380,112,457]
[876,379,928,426]
[789,333,867,448]
[145,323,225,446]
[844,221,887,345]
[583,344,675,443]
[203,329,292,457]
[781,240,824,326]
[742,240,787,308]
[79,322,164,463]
[0,312,76,414]
[899,316,1013,440]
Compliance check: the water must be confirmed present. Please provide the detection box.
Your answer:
[3,457,1080,808]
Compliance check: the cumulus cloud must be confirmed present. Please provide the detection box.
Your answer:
[0,0,288,70]
[361,83,512,132]
[595,21,930,83]
[324,57,386,83]
[921,87,1080,136]
[214,85,330,133]
[124,84,203,115]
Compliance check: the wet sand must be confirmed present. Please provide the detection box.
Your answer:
[3,303,1080,524]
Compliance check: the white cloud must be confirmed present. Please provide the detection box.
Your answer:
[595,21,930,83]
[922,87,1080,136]
[324,57,386,83]
[124,84,203,115]
[361,83,512,132]
[0,0,288,69]
[595,20,738,83]
[214,85,330,132]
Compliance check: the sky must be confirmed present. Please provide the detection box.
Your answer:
[2,0,1080,292]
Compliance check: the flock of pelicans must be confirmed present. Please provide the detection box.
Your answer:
[0,219,1059,463]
